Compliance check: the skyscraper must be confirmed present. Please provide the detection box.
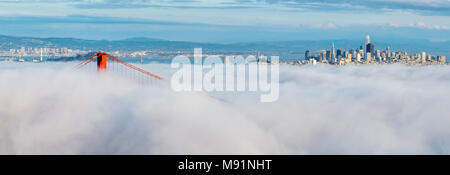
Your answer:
[421,52,426,61]
[364,35,371,60]
[326,50,331,61]
[386,46,391,58]
[438,56,446,64]
[356,53,362,62]
[366,52,372,62]
[366,43,374,55]
[331,42,336,63]
[305,50,311,60]
[337,49,342,58]
[364,35,370,53]
[320,50,327,61]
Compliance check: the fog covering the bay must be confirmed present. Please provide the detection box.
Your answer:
[1,62,450,154]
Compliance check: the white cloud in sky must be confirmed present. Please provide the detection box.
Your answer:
[310,22,338,29]
[1,62,450,154]
[407,21,449,30]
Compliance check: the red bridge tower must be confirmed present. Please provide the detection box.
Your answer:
[97,52,108,72]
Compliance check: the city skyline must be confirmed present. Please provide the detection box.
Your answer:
[304,35,447,65]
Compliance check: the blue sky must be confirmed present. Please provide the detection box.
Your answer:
[0,0,449,43]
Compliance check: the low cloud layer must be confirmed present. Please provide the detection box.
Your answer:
[1,62,450,154]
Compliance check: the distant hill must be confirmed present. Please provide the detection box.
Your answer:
[0,35,221,51]
[119,37,166,42]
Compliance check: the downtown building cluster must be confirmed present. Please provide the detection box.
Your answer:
[303,35,447,66]
[4,47,82,57]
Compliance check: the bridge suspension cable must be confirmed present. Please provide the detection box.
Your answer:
[73,51,164,86]
[73,51,227,102]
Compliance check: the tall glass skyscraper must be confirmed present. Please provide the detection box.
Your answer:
[366,43,374,55]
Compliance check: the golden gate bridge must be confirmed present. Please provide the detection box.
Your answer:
[73,51,227,102]
[74,51,164,86]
